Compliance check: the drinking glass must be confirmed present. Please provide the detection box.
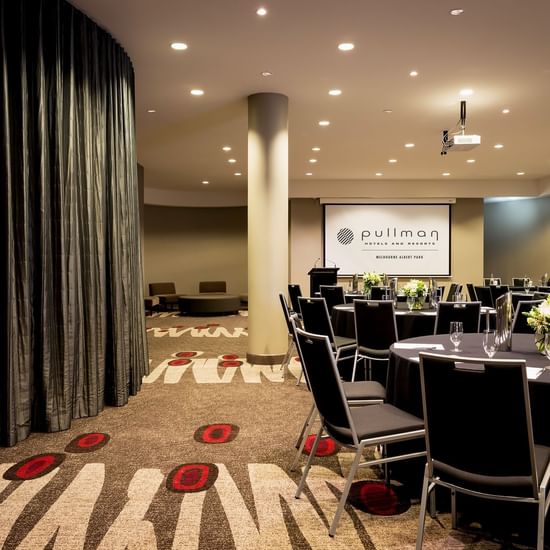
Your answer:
[449,321,463,352]
[482,329,497,358]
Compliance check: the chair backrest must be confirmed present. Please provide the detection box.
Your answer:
[419,353,537,496]
[434,301,481,334]
[354,300,398,353]
[370,286,390,300]
[466,283,477,302]
[489,284,509,305]
[484,277,501,286]
[199,281,226,293]
[149,282,176,295]
[298,297,336,346]
[511,292,534,311]
[288,284,303,313]
[511,299,543,334]
[474,286,494,308]
[537,286,550,293]
[295,328,355,442]
[319,285,345,314]
[445,283,462,301]
[278,293,294,335]
[512,277,530,287]
[534,291,550,301]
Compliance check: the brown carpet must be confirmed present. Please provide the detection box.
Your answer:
[0,312,536,549]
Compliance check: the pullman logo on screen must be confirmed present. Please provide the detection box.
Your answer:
[336,227,354,245]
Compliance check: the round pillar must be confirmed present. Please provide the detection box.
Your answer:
[247,93,289,364]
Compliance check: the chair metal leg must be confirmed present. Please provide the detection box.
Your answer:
[290,405,318,472]
[296,369,303,385]
[450,488,456,527]
[329,442,365,537]
[536,488,545,550]
[351,350,359,382]
[415,463,430,550]
[295,428,323,498]
[280,337,293,372]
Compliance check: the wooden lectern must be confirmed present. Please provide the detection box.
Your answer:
[308,267,339,296]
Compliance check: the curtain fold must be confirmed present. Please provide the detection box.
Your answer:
[1,0,148,446]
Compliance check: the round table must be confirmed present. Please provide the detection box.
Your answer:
[388,333,550,443]
[333,304,438,340]
[332,304,496,340]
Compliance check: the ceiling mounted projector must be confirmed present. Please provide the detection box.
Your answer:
[441,100,481,155]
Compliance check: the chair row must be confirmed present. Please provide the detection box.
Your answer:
[291,324,550,548]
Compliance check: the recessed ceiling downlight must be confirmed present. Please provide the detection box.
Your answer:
[256,7,267,16]
[329,89,342,96]
[201,180,210,185]
[306,172,313,176]
[449,9,464,16]
[171,42,188,50]
[312,147,321,152]
[228,158,237,163]
[388,159,397,164]
[190,89,204,96]
[459,88,474,97]
[338,42,354,51]
[309,159,318,163]
[261,71,272,77]
[502,108,510,114]
[404,143,415,148]
[467,159,476,163]
[222,146,232,152]
[234,172,242,176]
[494,144,504,149]
[409,70,418,77]
[516,171,525,176]
[442,172,451,176]
[147,109,156,113]
[318,120,330,127]
[375,172,383,177]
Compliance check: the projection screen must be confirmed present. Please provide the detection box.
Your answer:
[324,204,451,276]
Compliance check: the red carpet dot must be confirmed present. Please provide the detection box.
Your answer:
[65,433,110,453]
[221,354,239,360]
[4,453,66,480]
[167,463,219,493]
[168,358,192,366]
[194,423,240,444]
[219,360,242,367]
[176,351,197,358]
[348,480,411,516]
[303,435,340,456]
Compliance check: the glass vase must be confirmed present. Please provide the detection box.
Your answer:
[407,296,424,311]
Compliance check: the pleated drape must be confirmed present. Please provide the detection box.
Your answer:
[0,0,148,446]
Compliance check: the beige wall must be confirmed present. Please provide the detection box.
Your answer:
[288,198,485,294]
[484,196,550,285]
[143,205,248,295]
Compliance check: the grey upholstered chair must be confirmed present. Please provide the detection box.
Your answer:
[294,328,425,537]
[416,352,550,550]
[199,281,227,293]
[149,282,179,310]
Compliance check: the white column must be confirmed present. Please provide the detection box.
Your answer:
[247,93,288,364]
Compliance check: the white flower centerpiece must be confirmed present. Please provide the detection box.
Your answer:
[363,271,382,296]
[402,279,427,311]
[524,295,550,352]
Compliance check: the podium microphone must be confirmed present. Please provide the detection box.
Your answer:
[313,257,321,267]
[326,258,337,267]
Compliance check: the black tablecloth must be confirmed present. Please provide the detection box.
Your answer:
[388,333,550,444]
[332,304,437,340]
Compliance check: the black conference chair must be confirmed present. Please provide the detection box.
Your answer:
[484,277,502,286]
[466,283,477,302]
[370,286,390,300]
[352,300,398,382]
[298,297,356,364]
[511,299,543,334]
[538,286,550,293]
[489,284,509,306]
[319,285,346,316]
[474,285,494,308]
[416,353,550,550]
[294,328,425,537]
[511,292,535,311]
[278,293,301,374]
[288,284,303,316]
[445,283,463,301]
[512,277,530,287]
[534,291,550,301]
[288,318,386,472]
[434,301,481,334]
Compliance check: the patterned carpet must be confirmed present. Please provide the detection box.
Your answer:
[0,312,539,549]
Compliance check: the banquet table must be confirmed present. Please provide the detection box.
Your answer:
[332,303,495,341]
[388,332,550,445]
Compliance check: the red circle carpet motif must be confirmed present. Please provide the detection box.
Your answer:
[167,463,219,493]
[194,423,240,444]
[3,453,66,480]
[303,435,340,456]
[348,480,411,516]
[65,433,110,453]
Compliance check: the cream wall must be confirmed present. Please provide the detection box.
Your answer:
[288,198,484,294]
[484,196,550,285]
[143,205,248,295]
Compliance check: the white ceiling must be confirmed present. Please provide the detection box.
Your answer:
[70,0,550,198]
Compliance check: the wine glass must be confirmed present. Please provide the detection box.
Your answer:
[449,321,463,352]
[483,329,497,358]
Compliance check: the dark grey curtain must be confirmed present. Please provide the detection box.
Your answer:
[1,0,148,446]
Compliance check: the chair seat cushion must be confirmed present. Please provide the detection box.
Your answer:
[342,380,386,401]
[327,403,424,446]
[334,335,356,349]
[433,444,550,497]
